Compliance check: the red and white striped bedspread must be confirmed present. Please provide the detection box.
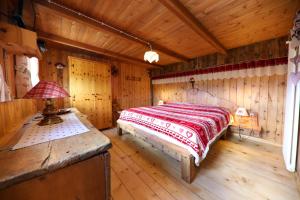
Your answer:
[117,103,231,165]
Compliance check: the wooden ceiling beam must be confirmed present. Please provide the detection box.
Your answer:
[34,0,189,62]
[38,32,161,68]
[158,0,227,54]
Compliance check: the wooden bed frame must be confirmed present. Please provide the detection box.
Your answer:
[117,89,236,183]
[117,122,227,183]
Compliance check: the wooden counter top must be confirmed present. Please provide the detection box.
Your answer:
[0,109,112,190]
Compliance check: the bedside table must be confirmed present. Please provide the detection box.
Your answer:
[230,114,261,137]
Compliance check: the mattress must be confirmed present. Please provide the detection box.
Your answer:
[117,103,231,165]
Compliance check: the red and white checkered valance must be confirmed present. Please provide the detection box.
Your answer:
[152,57,288,85]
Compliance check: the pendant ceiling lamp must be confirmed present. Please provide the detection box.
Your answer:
[144,44,159,63]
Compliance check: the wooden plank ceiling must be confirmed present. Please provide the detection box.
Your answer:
[33,0,299,65]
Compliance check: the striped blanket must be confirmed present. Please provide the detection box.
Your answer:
[117,103,231,165]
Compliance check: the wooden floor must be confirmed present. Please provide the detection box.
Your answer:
[103,128,300,200]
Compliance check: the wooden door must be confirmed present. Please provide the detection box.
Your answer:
[69,57,112,129]
[94,62,112,128]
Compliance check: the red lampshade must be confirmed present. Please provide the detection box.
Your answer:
[23,80,70,99]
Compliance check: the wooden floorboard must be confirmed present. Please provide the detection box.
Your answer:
[103,128,300,200]
[111,168,134,200]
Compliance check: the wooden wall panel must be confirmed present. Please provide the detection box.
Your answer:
[3,53,16,98]
[111,62,151,123]
[0,99,37,146]
[153,75,286,145]
[259,76,269,138]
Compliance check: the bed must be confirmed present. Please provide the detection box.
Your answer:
[117,90,235,183]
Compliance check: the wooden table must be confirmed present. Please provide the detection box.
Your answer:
[0,108,112,200]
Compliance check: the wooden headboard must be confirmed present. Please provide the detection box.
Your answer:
[186,89,237,113]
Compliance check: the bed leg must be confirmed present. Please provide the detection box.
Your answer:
[181,155,196,183]
[221,129,227,140]
[117,124,123,136]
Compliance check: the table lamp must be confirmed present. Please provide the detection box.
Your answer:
[235,107,249,117]
[23,80,70,126]
[158,100,164,105]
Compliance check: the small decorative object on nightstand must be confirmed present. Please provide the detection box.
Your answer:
[158,100,164,105]
[235,107,249,140]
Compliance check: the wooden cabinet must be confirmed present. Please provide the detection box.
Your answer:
[0,110,112,200]
[69,57,112,129]
[0,153,111,200]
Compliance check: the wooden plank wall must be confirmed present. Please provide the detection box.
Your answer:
[152,37,288,145]
[0,48,37,146]
[39,45,151,122]
[111,62,151,110]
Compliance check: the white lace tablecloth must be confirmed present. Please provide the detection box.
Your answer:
[13,113,89,150]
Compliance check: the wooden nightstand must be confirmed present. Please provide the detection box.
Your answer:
[230,114,262,137]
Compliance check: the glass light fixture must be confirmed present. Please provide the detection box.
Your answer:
[144,44,159,63]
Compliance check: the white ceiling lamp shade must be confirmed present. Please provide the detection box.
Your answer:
[144,44,159,63]
[144,51,159,63]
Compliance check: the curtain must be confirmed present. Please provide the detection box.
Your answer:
[0,64,11,102]
[15,56,40,98]
[152,57,287,85]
